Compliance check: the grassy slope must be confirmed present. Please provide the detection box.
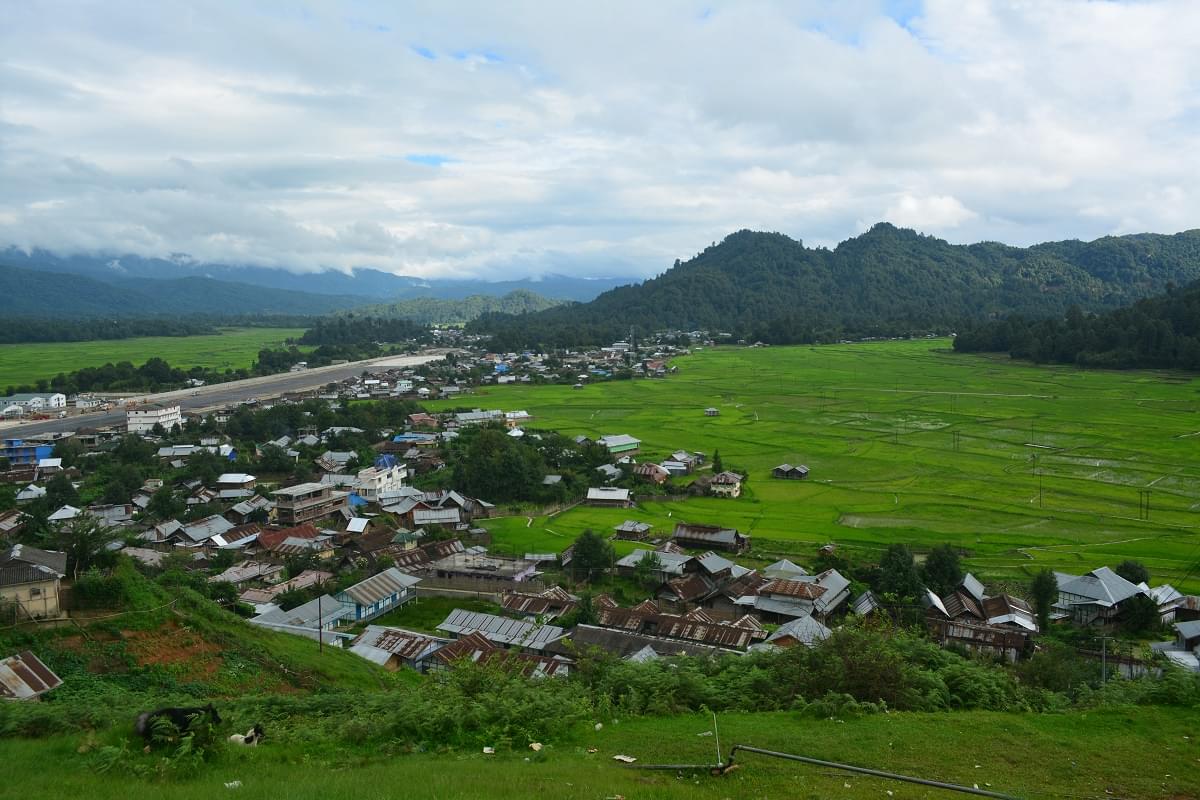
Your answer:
[1,707,1195,799]
[0,327,307,388]
[427,340,1200,591]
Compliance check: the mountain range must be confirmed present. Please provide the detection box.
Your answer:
[0,247,632,303]
[471,224,1200,348]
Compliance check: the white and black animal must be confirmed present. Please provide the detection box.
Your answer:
[229,724,265,746]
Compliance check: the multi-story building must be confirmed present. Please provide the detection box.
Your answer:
[354,459,408,503]
[0,438,55,467]
[271,482,348,526]
[126,403,182,433]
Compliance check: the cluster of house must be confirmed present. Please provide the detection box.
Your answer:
[470,337,690,388]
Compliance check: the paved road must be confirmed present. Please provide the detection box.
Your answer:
[0,352,450,439]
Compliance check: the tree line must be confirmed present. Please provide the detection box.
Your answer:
[954,281,1200,369]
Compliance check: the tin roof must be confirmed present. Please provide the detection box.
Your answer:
[437,609,564,650]
[0,651,63,700]
[339,568,421,607]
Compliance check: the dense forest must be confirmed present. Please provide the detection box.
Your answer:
[954,281,1200,369]
[297,316,431,346]
[344,289,564,324]
[470,224,1200,349]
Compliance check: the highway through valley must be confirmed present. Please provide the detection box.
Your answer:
[0,352,450,439]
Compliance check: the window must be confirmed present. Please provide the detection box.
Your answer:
[29,587,41,598]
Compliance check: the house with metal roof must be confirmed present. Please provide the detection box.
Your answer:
[250,594,353,644]
[1054,567,1149,625]
[761,558,809,580]
[335,568,421,622]
[1,545,68,620]
[615,548,695,578]
[586,487,632,507]
[437,609,565,652]
[771,463,810,480]
[598,434,641,454]
[753,614,832,650]
[349,625,449,671]
[671,521,749,553]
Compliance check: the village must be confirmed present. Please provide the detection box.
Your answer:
[4,343,1199,698]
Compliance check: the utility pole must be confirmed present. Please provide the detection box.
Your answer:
[1097,634,1115,687]
[1138,489,1152,521]
[317,594,324,654]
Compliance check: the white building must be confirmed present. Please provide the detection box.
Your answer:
[355,462,408,502]
[0,393,67,415]
[393,379,414,394]
[73,395,104,410]
[126,403,182,434]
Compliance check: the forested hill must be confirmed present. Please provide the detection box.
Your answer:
[0,263,368,316]
[469,224,1200,349]
[954,280,1200,370]
[342,289,564,324]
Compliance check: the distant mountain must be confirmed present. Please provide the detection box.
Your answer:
[343,290,565,324]
[471,224,1200,348]
[0,263,368,316]
[0,247,634,302]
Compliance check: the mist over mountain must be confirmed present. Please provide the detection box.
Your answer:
[0,248,633,303]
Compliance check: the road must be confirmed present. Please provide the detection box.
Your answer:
[0,351,450,439]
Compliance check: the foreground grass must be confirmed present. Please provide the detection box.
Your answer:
[0,327,307,388]
[1,707,1195,799]
[428,341,1200,591]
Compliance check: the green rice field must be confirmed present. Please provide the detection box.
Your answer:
[0,327,307,389]
[428,339,1200,592]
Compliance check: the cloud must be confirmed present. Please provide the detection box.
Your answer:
[884,193,977,230]
[1,0,1198,279]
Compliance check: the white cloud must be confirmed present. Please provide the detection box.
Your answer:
[884,193,977,230]
[1,0,1198,279]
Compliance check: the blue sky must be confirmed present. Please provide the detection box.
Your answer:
[1,0,1198,279]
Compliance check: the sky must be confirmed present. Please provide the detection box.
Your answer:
[2,0,1199,280]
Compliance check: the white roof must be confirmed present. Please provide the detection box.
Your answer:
[587,487,630,501]
[762,558,809,580]
[47,505,81,522]
[615,548,693,575]
[437,609,564,649]
[217,473,256,484]
[346,518,369,534]
[599,434,641,448]
[37,458,62,469]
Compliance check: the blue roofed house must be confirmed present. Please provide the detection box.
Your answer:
[335,568,422,622]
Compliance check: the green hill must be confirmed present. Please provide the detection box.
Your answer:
[0,263,368,316]
[346,289,564,324]
[472,224,1200,348]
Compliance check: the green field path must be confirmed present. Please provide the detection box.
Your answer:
[429,339,1200,591]
[0,327,307,389]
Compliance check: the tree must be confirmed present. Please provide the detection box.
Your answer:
[1114,560,1149,585]
[711,449,723,474]
[877,544,923,601]
[634,551,663,590]
[44,473,79,509]
[0,456,10,471]
[921,544,963,596]
[1030,568,1058,632]
[46,514,121,579]
[1121,594,1159,634]
[103,463,142,505]
[570,529,614,582]
[147,487,183,521]
[258,443,293,474]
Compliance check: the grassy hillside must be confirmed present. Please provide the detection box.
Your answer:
[1,706,1195,798]
[426,340,1200,591]
[0,327,306,389]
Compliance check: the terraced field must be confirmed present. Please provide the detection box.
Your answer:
[428,339,1200,591]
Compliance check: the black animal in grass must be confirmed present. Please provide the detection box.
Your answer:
[134,703,222,746]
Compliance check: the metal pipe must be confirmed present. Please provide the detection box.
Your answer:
[724,745,1021,799]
